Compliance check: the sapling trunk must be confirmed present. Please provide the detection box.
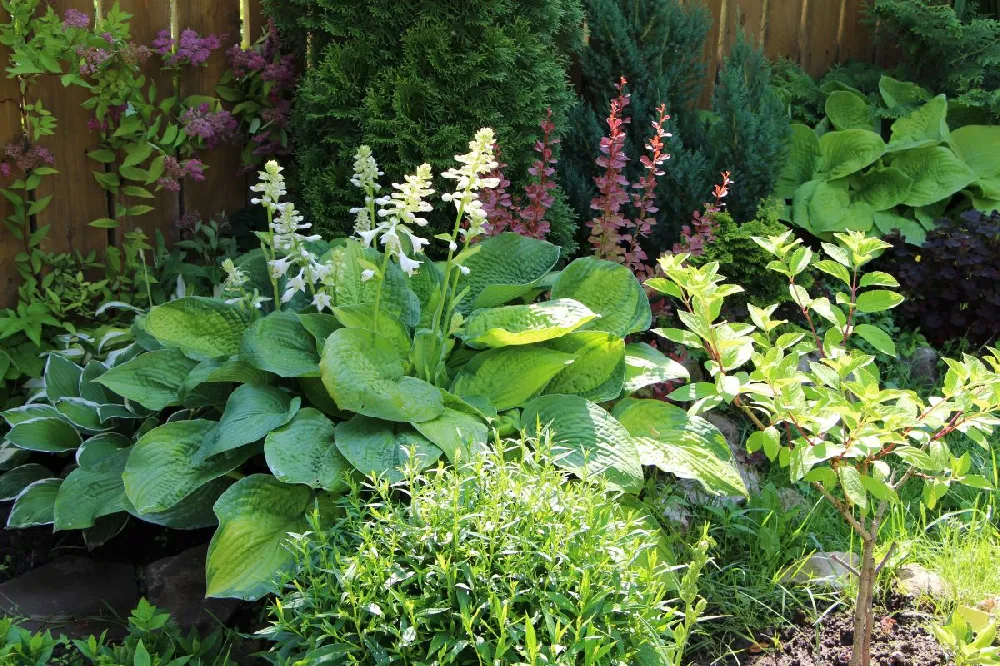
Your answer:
[850,535,877,666]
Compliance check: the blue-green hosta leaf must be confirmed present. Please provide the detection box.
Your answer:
[850,167,913,211]
[53,447,131,531]
[949,125,1000,179]
[242,311,321,378]
[612,398,746,497]
[550,257,651,337]
[79,360,117,404]
[410,393,490,464]
[462,299,598,349]
[7,478,62,528]
[888,95,949,150]
[298,377,346,420]
[890,145,977,208]
[82,513,130,549]
[180,357,270,400]
[0,443,28,471]
[76,432,129,467]
[334,416,442,483]
[320,328,443,423]
[623,342,690,393]
[43,354,82,402]
[826,90,872,131]
[776,124,822,198]
[206,475,337,600]
[332,303,411,356]
[264,408,351,492]
[329,241,421,327]
[297,313,341,353]
[454,232,560,313]
[145,297,256,359]
[820,129,886,179]
[95,348,198,411]
[6,417,82,452]
[522,394,643,494]
[0,464,52,501]
[450,346,574,411]
[1,404,62,427]
[129,477,234,530]
[198,385,300,461]
[124,420,257,514]
[54,398,108,433]
[543,331,625,402]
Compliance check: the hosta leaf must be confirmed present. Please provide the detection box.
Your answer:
[80,361,116,404]
[543,331,625,402]
[450,346,573,411]
[826,91,871,131]
[54,397,107,433]
[76,432,129,468]
[890,145,977,207]
[623,343,690,393]
[851,167,913,211]
[95,348,198,411]
[334,416,442,483]
[124,420,256,513]
[873,212,925,244]
[0,464,52,502]
[130,477,234,530]
[612,398,746,497]
[808,181,851,233]
[549,257,651,337]
[462,299,598,349]
[879,75,931,109]
[297,313,341,352]
[328,241,420,327]
[198,385,300,460]
[522,394,643,494]
[180,357,270,400]
[949,125,1000,179]
[820,129,886,179]
[332,303,411,356]
[145,297,256,359]
[411,393,490,464]
[7,478,62,528]
[888,95,949,150]
[264,408,351,492]
[206,475,336,600]
[242,311,321,377]
[53,447,131,531]
[7,417,82,452]
[455,232,560,312]
[320,328,443,423]
[776,124,821,198]
[43,354,82,401]
[2,404,62,427]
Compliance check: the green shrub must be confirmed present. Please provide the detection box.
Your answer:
[265,439,708,666]
[264,0,583,245]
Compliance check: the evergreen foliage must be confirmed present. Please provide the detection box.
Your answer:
[263,0,583,244]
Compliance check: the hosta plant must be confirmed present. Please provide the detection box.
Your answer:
[0,132,745,600]
[776,79,1000,244]
[650,230,1000,666]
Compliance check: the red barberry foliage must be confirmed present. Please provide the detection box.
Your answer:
[672,171,734,256]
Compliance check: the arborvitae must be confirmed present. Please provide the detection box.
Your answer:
[264,0,583,245]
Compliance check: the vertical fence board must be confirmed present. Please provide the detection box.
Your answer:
[736,0,767,48]
[801,0,845,76]
[762,0,804,63]
[0,45,21,308]
[698,0,726,108]
[839,0,874,62]
[33,0,110,259]
[246,0,266,43]
[176,0,246,222]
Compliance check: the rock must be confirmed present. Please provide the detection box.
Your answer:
[908,347,939,385]
[897,563,952,598]
[681,357,706,384]
[797,351,822,373]
[706,413,744,454]
[977,595,1000,617]
[0,556,139,637]
[781,552,859,589]
[778,487,807,512]
[140,544,241,633]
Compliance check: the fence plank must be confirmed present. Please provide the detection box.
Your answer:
[176,0,247,223]
[736,0,767,48]
[839,0,874,62]
[801,0,846,76]
[762,0,803,63]
[698,0,727,108]
[0,45,21,308]
[33,0,110,260]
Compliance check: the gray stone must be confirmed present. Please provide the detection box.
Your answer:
[797,351,822,373]
[897,563,952,599]
[681,357,706,384]
[706,414,743,457]
[781,551,860,589]
[909,347,939,385]
[977,595,1000,617]
[140,544,240,633]
[0,556,139,637]
[777,487,807,512]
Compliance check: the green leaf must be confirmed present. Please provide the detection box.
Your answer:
[826,91,871,131]
[7,417,82,452]
[242,311,321,378]
[612,398,747,497]
[549,257,651,337]
[145,297,256,359]
[327,242,420,327]
[851,167,913,211]
[89,217,119,229]
[2,404,61,427]
[44,353,82,401]
[462,299,597,349]
[522,394,644,494]
[543,331,625,402]
[126,205,155,216]
[8,478,62,528]
[455,233,560,312]
[0,464,52,501]
[410,393,490,464]
[130,477,234,530]
[888,95,949,150]
[332,303,411,357]
[861,475,899,503]
[76,433,129,468]
[95,348,198,411]
[838,466,868,511]
[776,124,822,198]
[853,323,896,356]
[54,397,107,433]
[859,272,899,288]
[123,420,256,513]
[264,408,352,492]
[855,290,904,314]
[890,145,978,208]
[334,415,442,482]
[320,328,443,423]
[879,75,931,109]
[199,385,300,460]
[808,181,851,233]
[122,142,154,167]
[450,346,573,411]
[53,447,131,531]
[623,342,689,393]
[206,475,334,600]
[747,427,781,461]
[820,129,886,179]
[87,148,117,164]
[949,125,1000,179]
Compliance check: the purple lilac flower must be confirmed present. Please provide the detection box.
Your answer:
[62,9,90,28]
[4,143,56,171]
[226,43,266,78]
[77,45,111,76]
[262,55,296,90]
[181,104,236,148]
[0,163,10,177]
[153,29,223,67]
[152,29,173,56]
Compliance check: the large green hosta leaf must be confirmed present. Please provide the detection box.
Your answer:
[328,241,421,327]
[807,181,851,233]
[0,464,51,501]
[450,346,573,411]
[851,167,913,211]
[43,354,82,402]
[6,417,81,453]
[879,75,931,109]
[550,257,651,337]
[334,416,442,482]
[7,478,62,528]
[776,124,821,198]
[950,125,1000,179]
[206,475,336,600]
[612,398,746,497]
[264,408,351,492]
[825,91,871,131]
[124,420,256,514]
[198,385,300,460]
[623,342,689,393]
[543,332,625,402]
[145,297,256,359]
[454,232,561,313]
[95,348,198,411]
[320,328,443,423]
[242,311,321,377]
[53,446,131,531]
[890,145,977,208]
[131,477,234,530]
[522,394,643,494]
[410,393,490,464]
[462,299,597,349]
[888,95,949,150]
[332,303,411,356]
[820,129,886,179]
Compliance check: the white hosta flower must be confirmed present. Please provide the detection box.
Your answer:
[250,160,287,212]
[268,256,292,279]
[222,258,248,290]
[281,270,306,303]
[312,291,332,312]
[458,264,471,275]
[361,269,376,282]
[440,128,500,242]
[354,164,434,276]
[349,145,383,192]
[398,253,422,276]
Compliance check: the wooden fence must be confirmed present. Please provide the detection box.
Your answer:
[0,0,884,309]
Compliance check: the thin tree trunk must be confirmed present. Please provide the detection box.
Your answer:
[850,537,877,666]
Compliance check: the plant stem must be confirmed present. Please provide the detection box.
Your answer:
[431,196,470,335]
[371,249,392,333]
[264,207,281,310]
[850,536,877,666]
